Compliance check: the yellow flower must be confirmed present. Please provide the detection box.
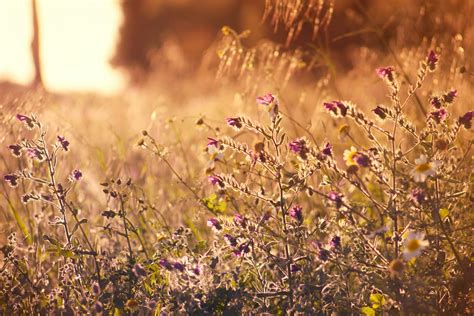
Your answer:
[343,146,358,166]
[411,155,439,182]
[402,231,429,260]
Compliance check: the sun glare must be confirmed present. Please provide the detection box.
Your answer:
[0,0,124,93]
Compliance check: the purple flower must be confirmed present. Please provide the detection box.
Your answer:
[288,139,304,153]
[429,96,442,109]
[92,282,100,295]
[372,106,387,119]
[132,263,147,277]
[172,262,185,272]
[324,101,348,117]
[223,234,237,247]
[226,117,242,129]
[57,136,70,151]
[322,142,332,157]
[207,218,222,231]
[430,108,447,124]
[208,175,224,187]
[71,169,82,181]
[159,259,173,270]
[459,111,474,129]
[290,264,301,273]
[16,114,35,129]
[443,89,457,104]
[26,148,44,161]
[207,137,218,148]
[353,152,370,167]
[8,144,22,157]
[190,266,201,275]
[313,241,330,261]
[234,243,250,257]
[376,66,395,80]
[427,50,438,71]
[328,191,343,208]
[330,236,341,249]
[410,188,425,205]
[233,214,247,228]
[256,93,277,107]
[289,205,303,223]
[4,174,19,187]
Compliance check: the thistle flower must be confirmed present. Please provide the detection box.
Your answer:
[207,218,222,231]
[256,93,279,118]
[226,117,242,130]
[412,155,439,182]
[4,174,19,188]
[289,205,303,223]
[427,50,439,71]
[402,231,429,260]
[16,114,35,129]
[458,111,473,129]
[57,136,70,151]
[430,108,447,124]
[8,144,22,157]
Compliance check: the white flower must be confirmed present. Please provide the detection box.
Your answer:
[411,155,439,182]
[402,231,429,260]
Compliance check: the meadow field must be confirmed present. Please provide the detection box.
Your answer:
[0,0,473,314]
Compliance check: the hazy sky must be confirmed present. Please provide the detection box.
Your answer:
[0,0,124,93]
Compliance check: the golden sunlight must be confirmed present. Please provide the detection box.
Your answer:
[0,0,124,93]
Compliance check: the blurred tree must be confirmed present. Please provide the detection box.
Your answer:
[31,0,43,88]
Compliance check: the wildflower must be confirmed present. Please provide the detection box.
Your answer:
[458,111,473,129]
[70,169,83,181]
[402,231,429,260]
[223,234,237,247]
[324,101,348,117]
[22,194,34,204]
[321,142,333,157]
[159,258,173,270]
[430,108,447,124]
[8,144,22,157]
[208,175,224,188]
[207,218,222,231]
[172,262,185,272]
[412,155,439,182]
[410,188,426,204]
[234,243,250,257]
[443,89,457,104]
[132,263,147,278]
[57,136,70,151]
[388,259,405,278]
[207,137,218,149]
[233,214,247,228]
[226,117,242,129]
[4,174,19,187]
[289,205,303,223]
[256,93,279,118]
[376,66,395,80]
[343,146,359,166]
[289,138,309,159]
[190,266,201,275]
[328,191,343,208]
[372,106,387,120]
[329,236,341,249]
[16,114,35,129]
[427,50,438,71]
[26,148,45,161]
[290,264,301,273]
[353,152,370,167]
[429,96,442,109]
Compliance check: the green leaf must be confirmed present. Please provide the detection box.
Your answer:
[5,201,32,245]
[370,293,386,309]
[439,208,449,220]
[202,194,227,213]
[361,306,376,316]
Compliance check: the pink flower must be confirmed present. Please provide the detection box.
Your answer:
[256,93,277,106]
[4,174,19,187]
[376,66,395,79]
[57,136,70,151]
[226,117,242,129]
[16,114,35,129]
[208,175,224,187]
[324,101,348,117]
[459,111,473,129]
[207,218,222,231]
[8,144,22,157]
[427,50,438,71]
[289,205,303,223]
[430,108,447,124]
[322,142,333,157]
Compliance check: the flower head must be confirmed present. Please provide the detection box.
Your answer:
[71,169,83,181]
[172,261,185,272]
[343,146,369,167]
[223,234,237,247]
[376,66,395,80]
[207,218,222,231]
[289,205,303,223]
[402,231,429,260]
[328,191,343,208]
[427,50,439,71]
[57,136,70,151]
[412,155,439,182]
[410,188,426,205]
[4,174,19,187]
[288,138,309,159]
[321,142,333,157]
[26,148,45,162]
[443,89,457,104]
[226,117,242,130]
[324,101,348,117]
[429,96,442,109]
[256,93,279,118]
[329,236,341,249]
[353,152,370,167]
[208,175,224,188]
[16,114,35,129]
[430,108,447,124]
[233,214,247,228]
[458,111,473,129]
[372,106,387,120]
[8,144,22,157]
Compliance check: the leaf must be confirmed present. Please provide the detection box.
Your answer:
[439,208,449,220]
[71,219,88,236]
[361,306,375,316]
[370,293,386,309]
[5,200,32,244]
